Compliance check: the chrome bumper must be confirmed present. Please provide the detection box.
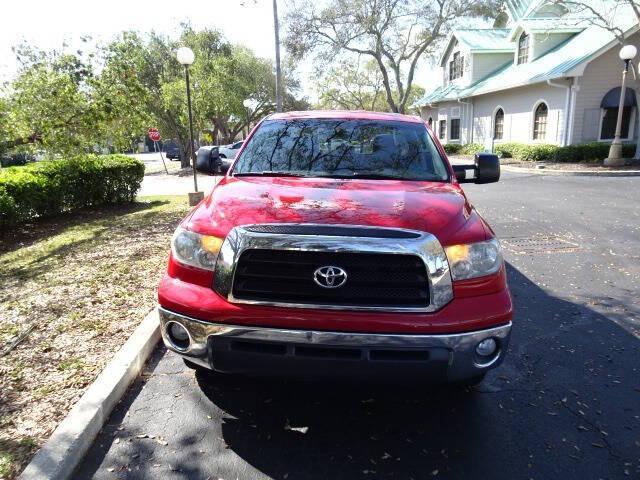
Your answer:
[158,307,512,382]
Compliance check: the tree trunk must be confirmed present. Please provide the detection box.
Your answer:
[177,134,190,168]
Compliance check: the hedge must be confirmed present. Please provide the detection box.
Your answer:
[445,141,636,163]
[0,154,144,228]
[443,143,484,155]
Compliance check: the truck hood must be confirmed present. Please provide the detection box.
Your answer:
[187,176,489,246]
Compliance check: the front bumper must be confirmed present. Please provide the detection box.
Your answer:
[159,307,512,382]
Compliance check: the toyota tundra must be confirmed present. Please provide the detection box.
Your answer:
[158,111,513,385]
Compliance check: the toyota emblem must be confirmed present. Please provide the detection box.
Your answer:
[313,266,348,289]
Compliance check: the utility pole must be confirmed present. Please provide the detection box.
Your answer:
[273,0,283,112]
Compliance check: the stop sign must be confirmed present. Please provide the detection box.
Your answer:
[149,131,161,142]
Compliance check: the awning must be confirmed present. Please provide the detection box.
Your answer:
[601,87,637,108]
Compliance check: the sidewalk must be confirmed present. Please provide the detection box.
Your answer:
[139,172,221,196]
[134,152,221,196]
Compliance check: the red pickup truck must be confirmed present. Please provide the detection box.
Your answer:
[158,111,512,385]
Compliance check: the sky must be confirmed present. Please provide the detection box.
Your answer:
[0,0,441,103]
[0,2,290,84]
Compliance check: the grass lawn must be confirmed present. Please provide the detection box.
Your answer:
[0,195,190,479]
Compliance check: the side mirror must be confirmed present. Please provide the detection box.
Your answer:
[474,153,500,184]
[451,153,500,184]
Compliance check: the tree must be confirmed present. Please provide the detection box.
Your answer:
[1,41,148,157]
[2,26,307,162]
[285,0,499,114]
[193,45,278,143]
[316,58,387,110]
[103,26,307,166]
[553,0,640,158]
[315,56,425,112]
[102,30,205,167]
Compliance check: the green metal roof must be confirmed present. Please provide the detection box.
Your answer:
[454,29,513,52]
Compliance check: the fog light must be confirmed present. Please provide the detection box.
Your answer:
[476,338,497,357]
[167,321,190,350]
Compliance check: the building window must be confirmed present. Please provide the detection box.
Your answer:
[449,52,464,80]
[494,108,504,140]
[533,102,548,140]
[599,87,636,140]
[450,118,461,140]
[601,107,633,139]
[517,32,530,64]
[428,117,433,128]
[439,120,447,140]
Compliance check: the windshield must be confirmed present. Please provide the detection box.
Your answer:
[232,118,449,181]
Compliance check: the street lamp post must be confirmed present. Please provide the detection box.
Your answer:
[605,44,638,167]
[272,0,282,112]
[177,46,203,205]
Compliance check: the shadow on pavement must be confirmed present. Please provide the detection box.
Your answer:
[76,263,639,480]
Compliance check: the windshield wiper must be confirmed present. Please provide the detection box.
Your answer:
[233,171,308,177]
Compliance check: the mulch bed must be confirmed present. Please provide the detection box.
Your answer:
[0,196,189,479]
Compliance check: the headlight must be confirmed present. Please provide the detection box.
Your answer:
[445,238,503,281]
[171,228,223,271]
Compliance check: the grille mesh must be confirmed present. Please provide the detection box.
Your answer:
[232,249,430,308]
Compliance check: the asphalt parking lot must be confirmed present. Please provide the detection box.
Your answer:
[77,171,640,480]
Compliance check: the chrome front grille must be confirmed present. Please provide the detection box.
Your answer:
[213,223,454,313]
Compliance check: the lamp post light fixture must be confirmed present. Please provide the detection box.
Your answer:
[177,46,203,205]
[605,44,638,166]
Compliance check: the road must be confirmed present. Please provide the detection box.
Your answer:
[77,171,640,479]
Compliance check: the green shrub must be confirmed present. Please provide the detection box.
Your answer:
[459,143,484,155]
[443,144,463,154]
[443,143,484,155]
[0,185,17,227]
[0,154,144,229]
[493,141,637,163]
[553,142,636,162]
[521,144,559,162]
[494,142,535,159]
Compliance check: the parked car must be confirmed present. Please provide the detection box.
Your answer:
[164,141,180,161]
[217,141,243,159]
[0,152,35,168]
[158,111,512,386]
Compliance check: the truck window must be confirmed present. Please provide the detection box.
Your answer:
[233,119,449,181]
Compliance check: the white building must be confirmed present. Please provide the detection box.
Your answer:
[417,0,639,148]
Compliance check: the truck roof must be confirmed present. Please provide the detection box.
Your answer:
[267,110,425,124]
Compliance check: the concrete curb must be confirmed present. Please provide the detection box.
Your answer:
[501,164,640,176]
[19,308,161,480]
